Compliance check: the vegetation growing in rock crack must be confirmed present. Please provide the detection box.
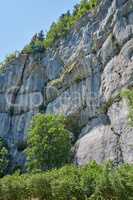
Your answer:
[100,94,121,114]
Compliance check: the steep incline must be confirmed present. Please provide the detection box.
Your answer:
[0,0,133,170]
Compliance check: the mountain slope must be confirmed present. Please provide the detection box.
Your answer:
[0,0,133,170]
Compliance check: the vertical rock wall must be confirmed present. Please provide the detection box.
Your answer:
[0,0,133,170]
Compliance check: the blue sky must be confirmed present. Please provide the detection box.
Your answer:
[0,0,79,62]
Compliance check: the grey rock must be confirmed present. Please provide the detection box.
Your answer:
[75,124,116,165]
[0,0,133,170]
[75,100,133,165]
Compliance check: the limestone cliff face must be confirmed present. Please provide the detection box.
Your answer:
[0,0,133,170]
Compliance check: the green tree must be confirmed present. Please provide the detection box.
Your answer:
[26,114,72,171]
[5,52,18,64]
[73,4,80,16]
[22,0,99,51]
[0,51,19,73]
[0,138,9,177]
[38,30,45,41]
[22,31,45,54]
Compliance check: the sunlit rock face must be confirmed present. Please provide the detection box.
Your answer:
[0,0,133,170]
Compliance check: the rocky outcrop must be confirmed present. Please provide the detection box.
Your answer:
[0,0,133,170]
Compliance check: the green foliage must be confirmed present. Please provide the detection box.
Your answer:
[100,94,121,114]
[64,115,82,142]
[90,163,133,200]
[4,52,18,64]
[44,12,73,48]
[44,0,99,48]
[0,138,9,177]
[22,0,99,53]
[23,39,45,54]
[1,1,99,59]
[22,31,45,54]
[2,1,100,60]
[28,173,52,200]
[0,52,19,74]
[121,89,133,126]
[75,74,84,83]
[0,63,5,74]
[25,114,72,171]
[0,162,132,200]
[0,172,29,200]
[100,97,114,114]
[49,165,83,200]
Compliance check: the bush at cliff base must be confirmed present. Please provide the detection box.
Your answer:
[0,161,132,200]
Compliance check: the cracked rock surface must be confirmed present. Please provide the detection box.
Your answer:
[0,0,133,170]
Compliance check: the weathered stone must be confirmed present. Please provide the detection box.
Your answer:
[100,34,118,66]
[75,124,116,165]
[0,0,133,170]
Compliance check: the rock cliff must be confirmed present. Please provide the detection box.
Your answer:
[0,0,133,170]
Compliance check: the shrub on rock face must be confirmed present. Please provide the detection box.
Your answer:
[0,52,19,74]
[22,39,45,54]
[22,0,99,52]
[0,137,9,177]
[22,30,45,54]
[4,52,18,63]
[25,114,72,171]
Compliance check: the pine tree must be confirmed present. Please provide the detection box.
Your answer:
[38,30,44,41]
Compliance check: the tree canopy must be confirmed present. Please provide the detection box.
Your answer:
[25,114,72,171]
[23,0,99,53]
